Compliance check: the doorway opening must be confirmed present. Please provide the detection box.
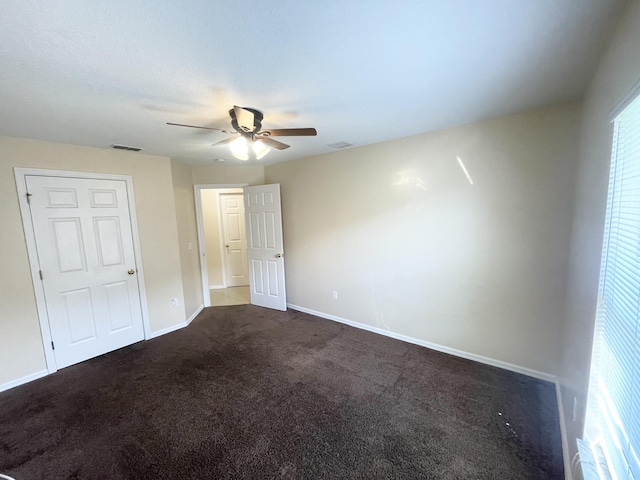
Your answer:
[195,185,250,307]
[195,183,287,311]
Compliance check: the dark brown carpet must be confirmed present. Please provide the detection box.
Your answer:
[0,305,563,479]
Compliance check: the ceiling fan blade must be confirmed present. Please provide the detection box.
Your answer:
[233,106,255,132]
[258,128,317,137]
[212,137,237,147]
[259,137,290,150]
[167,122,232,133]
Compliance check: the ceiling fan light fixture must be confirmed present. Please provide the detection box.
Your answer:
[253,140,270,160]
[168,106,316,160]
[229,136,249,160]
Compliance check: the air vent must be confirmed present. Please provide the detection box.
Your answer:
[328,141,354,149]
[111,144,143,152]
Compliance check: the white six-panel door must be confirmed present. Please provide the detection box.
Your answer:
[26,175,145,369]
[220,193,249,287]
[244,184,287,311]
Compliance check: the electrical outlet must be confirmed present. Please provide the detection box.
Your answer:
[188,242,193,251]
[172,298,179,307]
[332,291,338,300]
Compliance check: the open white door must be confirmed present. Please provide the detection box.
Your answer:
[244,184,286,311]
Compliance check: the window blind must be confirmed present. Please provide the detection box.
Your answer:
[587,92,640,480]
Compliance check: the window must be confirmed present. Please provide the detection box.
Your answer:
[585,92,640,480]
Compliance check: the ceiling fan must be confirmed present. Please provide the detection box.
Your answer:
[167,106,317,160]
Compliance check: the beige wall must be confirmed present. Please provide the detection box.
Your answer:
[0,136,186,387]
[559,0,640,463]
[266,102,581,376]
[171,159,204,319]
[191,164,264,186]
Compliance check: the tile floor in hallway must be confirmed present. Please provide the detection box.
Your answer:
[210,286,250,306]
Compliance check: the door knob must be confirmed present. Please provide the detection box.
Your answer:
[128,269,135,275]
[275,253,283,258]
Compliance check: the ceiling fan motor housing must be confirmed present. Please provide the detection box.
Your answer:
[229,107,263,138]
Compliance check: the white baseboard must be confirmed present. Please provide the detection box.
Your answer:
[209,285,225,290]
[556,382,573,480]
[2,306,206,393]
[287,303,569,472]
[287,303,557,383]
[187,304,205,325]
[0,369,48,393]
[148,322,188,339]
[148,304,204,339]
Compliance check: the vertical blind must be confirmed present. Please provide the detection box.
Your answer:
[588,92,640,480]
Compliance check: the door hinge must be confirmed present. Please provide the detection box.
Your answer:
[51,341,55,350]
[39,270,43,280]
[26,192,33,204]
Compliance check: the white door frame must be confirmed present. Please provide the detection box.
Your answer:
[194,183,248,307]
[216,191,229,290]
[14,167,151,374]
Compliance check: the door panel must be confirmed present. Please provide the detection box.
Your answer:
[105,281,133,331]
[63,288,97,344]
[244,184,287,311]
[220,193,249,287]
[51,218,87,272]
[267,260,279,296]
[265,213,276,249]
[89,188,118,207]
[94,217,125,267]
[26,175,144,369]
[47,188,78,207]
[252,259,264,294]
[249,212,262,248]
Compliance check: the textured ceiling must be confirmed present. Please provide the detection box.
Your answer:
[0,0,628,165]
